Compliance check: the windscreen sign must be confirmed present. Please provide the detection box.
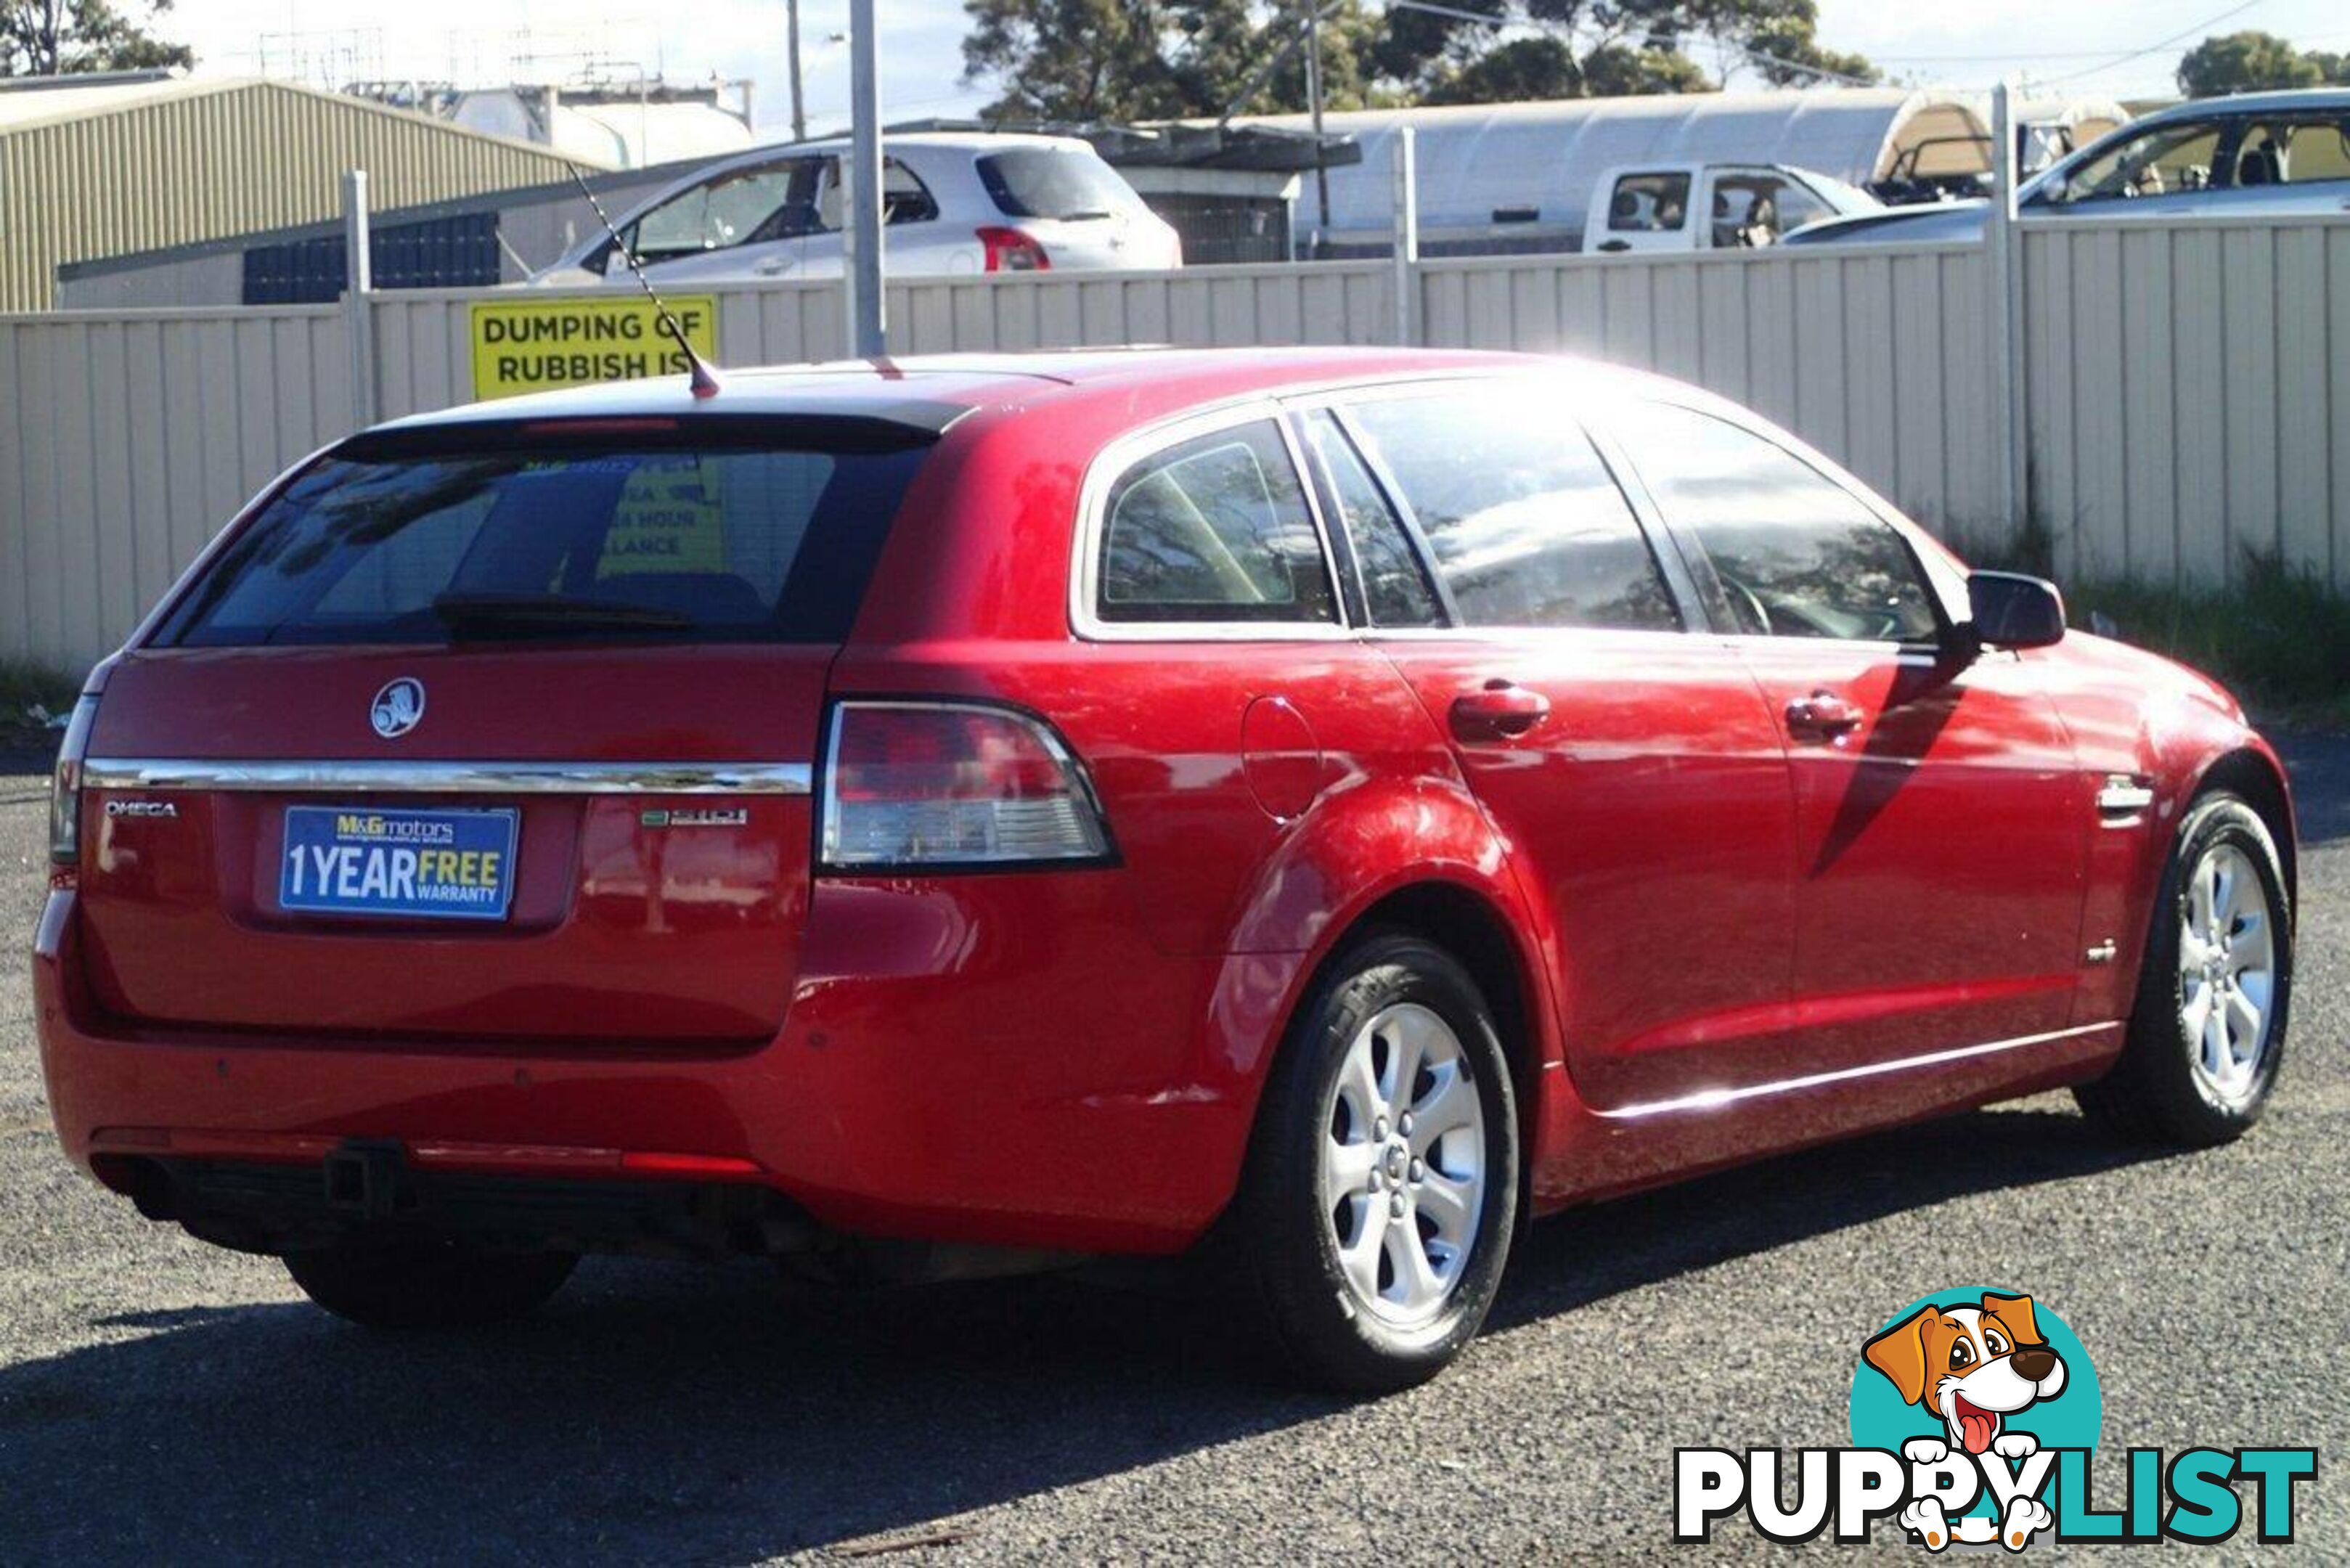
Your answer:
[469,296,719,401]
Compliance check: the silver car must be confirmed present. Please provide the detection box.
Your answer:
[1784,89,2350,246]
[533,131,1183,285]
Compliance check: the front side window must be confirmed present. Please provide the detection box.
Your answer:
[1610,403,1941,644]
[1346,390,1678,633]
[629,161,808,261]
[1098,420,1335,624]
[2046,121,2222,203]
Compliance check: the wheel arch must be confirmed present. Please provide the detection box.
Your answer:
[2192,745,2298,909]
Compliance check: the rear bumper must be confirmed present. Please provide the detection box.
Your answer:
[35,884,1305,1256]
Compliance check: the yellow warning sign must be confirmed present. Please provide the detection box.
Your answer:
[468,295,719,401]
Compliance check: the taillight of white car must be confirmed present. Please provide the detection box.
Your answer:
[818,701,1110,870]
[49,694,99,871]
[977,226,1052,272]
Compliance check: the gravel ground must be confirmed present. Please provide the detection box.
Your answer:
[0,739,2343,1564]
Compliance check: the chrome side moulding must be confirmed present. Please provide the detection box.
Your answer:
[78,759,813,797]
[1594,1021,2118,1120]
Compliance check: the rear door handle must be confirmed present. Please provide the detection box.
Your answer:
[1785,690,1863,742]
[1450,682,1551,740]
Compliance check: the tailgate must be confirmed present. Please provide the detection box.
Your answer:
[78,646,825,1048]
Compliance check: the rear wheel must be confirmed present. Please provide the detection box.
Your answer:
[284,1238,577,1329]
[1230,934,1518,1394]
[2076,791,2291,1146]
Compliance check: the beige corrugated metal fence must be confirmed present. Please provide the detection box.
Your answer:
[4,217,2345,674]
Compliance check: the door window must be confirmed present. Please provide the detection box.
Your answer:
[2235,115,2350,186]
[810,158,943,232]
[1610,403,1941,643]
[1608,172,1692,232]
[1098,420,1336,624]
[1298,411,1440,628]
[1346,391,1679,632]
[627,161,809,263]
[2045,121,2223,203]
[1710,173,1828,246]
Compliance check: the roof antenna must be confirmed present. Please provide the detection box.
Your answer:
[568,163,725,400]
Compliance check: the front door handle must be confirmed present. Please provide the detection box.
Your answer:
[1786,690,1863,742]
[1451,682,1551,740]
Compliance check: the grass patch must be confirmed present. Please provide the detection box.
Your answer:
[2058,565,2350,733]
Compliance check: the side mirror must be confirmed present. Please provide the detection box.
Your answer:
[1967,571,2066,650]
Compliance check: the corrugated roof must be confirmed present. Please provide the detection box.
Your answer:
[0,71,205,129]
[0,75,614,311]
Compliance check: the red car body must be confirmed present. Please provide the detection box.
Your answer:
[34,348,2294,1267]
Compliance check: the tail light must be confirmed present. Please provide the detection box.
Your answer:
[820,701,1110,870]
[978,226,1052,272]
[49,694,99,869]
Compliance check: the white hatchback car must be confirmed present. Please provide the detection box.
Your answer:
[534,131,1183,285]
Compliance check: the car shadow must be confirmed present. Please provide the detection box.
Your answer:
[0,1103,2174,1563]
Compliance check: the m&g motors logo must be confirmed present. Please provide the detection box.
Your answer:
[1676,1289,2317,1550]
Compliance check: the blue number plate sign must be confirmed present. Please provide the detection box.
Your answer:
[280,806,519,920]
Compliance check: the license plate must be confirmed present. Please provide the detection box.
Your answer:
[280,806,518,921]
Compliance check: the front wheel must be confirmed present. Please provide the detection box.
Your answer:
[1229,933,1519,1395]
[285,1238,578,1329]
[2076,791,2292,1146]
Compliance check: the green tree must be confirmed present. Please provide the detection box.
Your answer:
[2175,30,2324,98]
[0,0,192,75]
[962,0,1877,120]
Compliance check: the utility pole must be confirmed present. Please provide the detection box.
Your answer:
[786,0,807,142]
[1304,1,1330,234]
[845,0,886,358]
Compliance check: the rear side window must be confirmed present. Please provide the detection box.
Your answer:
[977,147,1143,219]
[1609,402,1941,643]
[154,420,931,648]
[1346,391,1679,632]
[1098,420,1335,624]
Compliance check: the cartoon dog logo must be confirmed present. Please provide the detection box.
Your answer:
[1864,1291,2067,1551]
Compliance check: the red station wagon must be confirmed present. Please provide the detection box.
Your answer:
[35,348,2296,1390]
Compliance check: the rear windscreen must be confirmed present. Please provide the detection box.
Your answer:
[153,420,931,648]
[976,148,1143,220]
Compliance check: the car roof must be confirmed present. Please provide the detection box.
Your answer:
[2131,88,2350,122]
[372,347,1592,436]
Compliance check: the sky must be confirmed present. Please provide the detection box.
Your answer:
[169,0,2350,134]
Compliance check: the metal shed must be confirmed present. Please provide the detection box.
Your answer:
[1241,89,1994,250]
[0,69,612,311]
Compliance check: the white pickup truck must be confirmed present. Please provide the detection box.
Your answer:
[1579,162,1882,252]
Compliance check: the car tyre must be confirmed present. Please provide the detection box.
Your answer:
[284,1238,578,1329]
[1229,932,1519,1395]
[2075,791,2291,1146]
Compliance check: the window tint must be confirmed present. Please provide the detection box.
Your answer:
[1300,411,1440,628]
[1611,403,1941,643]
[1098,420,1335,624]
[978,147,1145,219]
[1347,391,1678,632]
[1609,172,1691,232]
[155,423,930,648]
